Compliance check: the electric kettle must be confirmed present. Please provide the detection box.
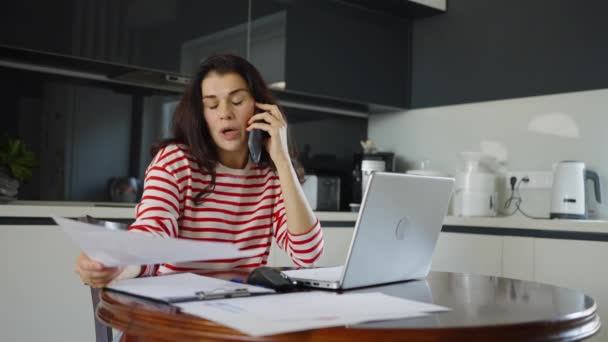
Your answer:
[550,161,602,219]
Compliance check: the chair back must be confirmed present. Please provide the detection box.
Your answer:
[77,216,130,342]
[78,215,129,231]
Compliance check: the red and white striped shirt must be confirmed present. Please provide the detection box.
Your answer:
[129,143,324,276]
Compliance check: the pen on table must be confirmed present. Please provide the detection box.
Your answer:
[164,288,253,304]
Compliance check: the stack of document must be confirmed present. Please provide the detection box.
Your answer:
[177,291,448,336]
[108,272,449,337]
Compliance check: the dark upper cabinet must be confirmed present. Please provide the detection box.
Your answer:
[0,0,249,75]
[250,0,412,109]
[190,1,412,110]
[1,0,422,110]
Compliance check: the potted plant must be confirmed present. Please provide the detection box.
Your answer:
[0,135,37,200]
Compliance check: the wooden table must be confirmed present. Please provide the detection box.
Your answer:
[97,272,600,341]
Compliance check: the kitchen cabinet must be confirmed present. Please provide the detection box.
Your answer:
[0,0,249,75]
[0,225,95,341]
[179,0,412,111]
[249,0,412,109]
[430,232,503,277]
[502,236,534,281]
[2,0,415,115]
[533,238,608,342]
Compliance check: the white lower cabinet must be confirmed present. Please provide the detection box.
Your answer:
[502,236,534,281]
[0,226,95,342]
[431,233,503,276]
[533,238,608,342]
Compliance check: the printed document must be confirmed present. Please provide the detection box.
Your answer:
[54,216,256,267]
[176,292,449,336]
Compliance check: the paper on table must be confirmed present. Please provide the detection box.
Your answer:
[54,216,256,267]
[176,292,449,336]
[107,273,274,302]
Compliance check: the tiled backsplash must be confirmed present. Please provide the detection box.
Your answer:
[369,88,608,219]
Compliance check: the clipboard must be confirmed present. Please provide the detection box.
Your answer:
[106,272,275,305]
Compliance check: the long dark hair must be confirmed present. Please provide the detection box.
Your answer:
[153,54,303,202]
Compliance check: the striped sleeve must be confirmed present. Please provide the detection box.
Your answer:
[272,192,324,267]
[128,148,182,277]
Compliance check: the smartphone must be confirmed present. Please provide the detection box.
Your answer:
[248,128,266,165]
[248,108,269,165]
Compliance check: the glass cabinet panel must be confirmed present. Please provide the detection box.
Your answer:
[0,0,249,75]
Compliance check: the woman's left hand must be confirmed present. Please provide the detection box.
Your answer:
[247,102,290,166]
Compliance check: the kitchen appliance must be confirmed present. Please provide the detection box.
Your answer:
[351,152,395,204]
[361,158,386,196]
[550,161,602,219]
[453,152,499,217]
[302,175,340,211]
[108,177,143,203]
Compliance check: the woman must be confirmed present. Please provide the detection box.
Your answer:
[75,54,324,288]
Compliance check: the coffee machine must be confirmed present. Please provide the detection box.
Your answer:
[351,152,395,204]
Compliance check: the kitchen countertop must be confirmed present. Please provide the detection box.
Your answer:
[1,201,608,236]
[0,201,136,219]
[0,201,358,223]
[443,215,608,234]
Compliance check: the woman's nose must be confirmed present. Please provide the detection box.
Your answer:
[218,102,235,120]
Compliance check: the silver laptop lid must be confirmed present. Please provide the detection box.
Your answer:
[338,172,454,290]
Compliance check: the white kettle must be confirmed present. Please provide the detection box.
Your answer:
[550,161,602,219]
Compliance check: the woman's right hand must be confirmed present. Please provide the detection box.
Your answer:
[75,252,123,288]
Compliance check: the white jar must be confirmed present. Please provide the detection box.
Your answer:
[361,159,386,196]
[453,171,498,216]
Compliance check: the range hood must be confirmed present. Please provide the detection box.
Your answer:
[0,44,402,118]
[0,44,189,93]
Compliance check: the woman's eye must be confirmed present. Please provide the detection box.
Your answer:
[232,101,243,106]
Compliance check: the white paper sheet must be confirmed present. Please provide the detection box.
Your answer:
[54,216,256,267]
[176,292,449,336]
[107,273,273,302]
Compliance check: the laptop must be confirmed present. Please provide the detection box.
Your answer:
[283,172,454,290]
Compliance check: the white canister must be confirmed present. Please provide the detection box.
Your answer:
[453,190,498,216]
[361,159,385,196]
[453,171,498,217]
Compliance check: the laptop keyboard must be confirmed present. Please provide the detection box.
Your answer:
[283,266,344,282]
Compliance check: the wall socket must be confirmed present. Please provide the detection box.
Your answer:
[504,171,553,189]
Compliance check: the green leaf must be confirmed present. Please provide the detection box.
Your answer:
[0,135,38,182]
[8,140,20,159]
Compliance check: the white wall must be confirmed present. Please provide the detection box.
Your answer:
[368,88,608,218]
